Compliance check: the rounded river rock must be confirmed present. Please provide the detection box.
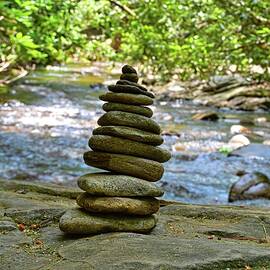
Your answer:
[99,92,152,106]
[76,193,160,216]
[93,126,163,145]
[120,73,138,83]
[122,65,137,74]
[83,151,164,182]
[108,84,154,98]
[97,111,161,134]
[103,102,153,118]
[59,208,157,234]
[77,173,164,197]
[89,135,171,163]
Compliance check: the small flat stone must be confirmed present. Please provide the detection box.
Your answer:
[93,126,163,145]
[97,111,161,134]
[122,65,137,74]
[89,135,171,163]
[117,80,148,92]
[103,102,153,118]
[108,84,154,98]
[83,151,164,182]
[192,112,219,121]
[76,193,160,216]
[59,208,157,234]
[100,92,153,106]
[77,173,164,197]
[120,73,138,83]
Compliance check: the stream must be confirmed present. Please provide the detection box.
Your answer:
[1,63,270,206]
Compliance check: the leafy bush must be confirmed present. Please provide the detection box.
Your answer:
[1,0,269,80]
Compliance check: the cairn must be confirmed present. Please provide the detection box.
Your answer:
[59,65,171,234]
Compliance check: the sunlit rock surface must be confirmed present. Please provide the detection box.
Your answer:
[1,179,270,270]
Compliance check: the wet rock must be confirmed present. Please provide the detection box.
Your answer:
[76,193,159,216]
[77,173,164,197]
[59,208,157,234]
[120,73,139,83]
[122,65,137,74]
[103,102,153,118]
[229,172,270,202]
[89,135,171,163]
[93,126,163,146]
[229,143,270,159]
[83,151,164,182]
[97,111,161,134]
[264,140,270,145]
[99,92,153,106]
[108,84,154,98]
[228,134,250,149]
[192,112,219,121]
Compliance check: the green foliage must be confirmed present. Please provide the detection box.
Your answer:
[0,0,270,80]
[218,146,233,156]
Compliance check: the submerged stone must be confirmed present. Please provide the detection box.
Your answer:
[99,92,153,106]
[97,111,161,134]
[76,193,159,215]
[108,84,154,98]
[103,102,153,118]
[59,208,157,234]
[77,173,164,197]
[83,151,164,182]
[89,135,171,163]
[93,126,163,146]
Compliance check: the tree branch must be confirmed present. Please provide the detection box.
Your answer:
[109,0,136,17]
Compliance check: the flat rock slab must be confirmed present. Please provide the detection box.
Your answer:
[78,173,164,197]
[76,193,159,215]
[98,111,161,134]
[57,233,270,270]
[2,179,270,270]
[93,125,163,145]
[83,151,164,181]
[103,102,153,117]
[59,208,157,234]
[230,143,270,159]
[89,135,171,163]
[99,92,153,106]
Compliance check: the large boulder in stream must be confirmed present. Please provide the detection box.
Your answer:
[229,143,270,159]
[2,179,270,269]
[229,172,270,202]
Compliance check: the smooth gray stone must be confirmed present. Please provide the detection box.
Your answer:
[99,92,153,106]
[89,135,171,163]
[77,173,164,197]
[120,73,138,83]
[97,111,161,134]
[117,80,149,92]
[103,102,153,117]
[93,126,163,145]
[230,143,270,159]
[108,84,154,98]
[122,65,137,74]
[83,151,164,182]
[59,208,157,234]
[76,193,160,215]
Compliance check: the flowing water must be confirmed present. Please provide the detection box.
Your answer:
[1,63,270,206]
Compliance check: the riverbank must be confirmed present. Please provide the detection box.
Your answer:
[1,178,270,269]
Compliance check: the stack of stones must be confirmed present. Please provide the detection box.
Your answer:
[59,65,171,234]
